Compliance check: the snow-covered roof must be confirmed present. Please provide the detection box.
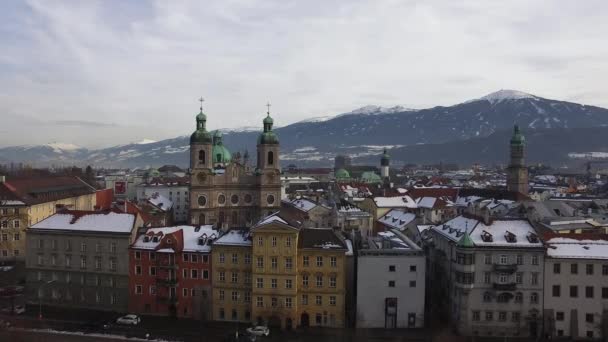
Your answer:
[431,215,542,248]
[254,212,288,227]
[416,197,436,209]
[373,196,417,208]
[214,229,252,246]
[132,225,217,252]
[454,196,483,207]
[378,209,416,230]
[148,193,173,211]
[284,197,318,212]
[546,237,608,260]
[30,212,135,234]
[0,200,26,206]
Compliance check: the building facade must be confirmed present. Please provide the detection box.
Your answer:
[189,105,281,228]
[129,225,216,319]
[136,177,190,223]
[356,230,426,328]
[25,210,139,312]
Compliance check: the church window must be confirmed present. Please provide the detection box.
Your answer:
[199,214,205,224]
[197,196,207,207]
[231,195,239,205]
[198,150,205,164]
[218,211,225,224]
[244,194,252,204]
[218,194,226,205]
[268,151,274,165]
[267,194,275,205]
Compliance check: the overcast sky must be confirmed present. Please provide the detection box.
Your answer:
[2,0,608,148]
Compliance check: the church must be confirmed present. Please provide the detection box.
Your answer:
[188,102,281,228]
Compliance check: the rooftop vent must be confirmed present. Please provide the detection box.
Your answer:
[504,231,517,243]
[583,246,590,250]
[526,232,539,243]
[481,230,493,243]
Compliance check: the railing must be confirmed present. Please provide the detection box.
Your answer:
[157,260,177,269]
[493,282,517,291]
[492,263,518,274]
[156,277,178,286]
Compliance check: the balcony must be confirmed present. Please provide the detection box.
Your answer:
[492,263,518,274]
[157,261,177,269]
[493,282,517,291]
[156,277,178,286]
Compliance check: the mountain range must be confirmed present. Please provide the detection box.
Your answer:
[2,90,608,169]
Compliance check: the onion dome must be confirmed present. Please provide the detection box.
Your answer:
[190,108,212,144]
[212,130,232,164]
[381,148,390,166]
[510,124,525,146]
[258,111,279,145]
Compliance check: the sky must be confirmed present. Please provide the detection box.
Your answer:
[1,0,608,148]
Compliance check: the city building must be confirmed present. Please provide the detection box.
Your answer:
[543,233,608,340]
[25,210,141,312]
[211,228,253,322]
[136,177,190,223]
[333,199,373,238]
[506,125,529,194]
[189,104,281,228]
[281,197,332,228]
[129,225,217,319]
[0,176,96,261]
[356,230,426,328]
[427,215,544,338]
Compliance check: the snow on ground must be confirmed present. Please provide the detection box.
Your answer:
[46,143,82,153]
[568,152,608,159]
[136,139,157,145]
[471,89,536,104]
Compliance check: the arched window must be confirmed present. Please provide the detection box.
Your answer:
[199,213,205,224]
[216,153,222,163]
[268,151,274,165]
[198,150,205,164]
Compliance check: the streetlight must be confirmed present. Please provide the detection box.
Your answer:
[38,280,55,319]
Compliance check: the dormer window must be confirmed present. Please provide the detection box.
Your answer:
[526,232,539,243]
[504,231,517,243]
[481,230,493,243]
[143,236,150,243]
[152,236,159,243]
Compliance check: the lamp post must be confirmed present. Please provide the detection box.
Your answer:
[38,280,55,319]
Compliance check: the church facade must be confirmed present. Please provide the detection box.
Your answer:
[189,104,281,228]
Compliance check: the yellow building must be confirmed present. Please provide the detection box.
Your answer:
[211,229,253,322]
[0,176,96,261]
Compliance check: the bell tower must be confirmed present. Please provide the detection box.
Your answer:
[256,103,281,217]
[189,98,214,225]
[506,124,529,194]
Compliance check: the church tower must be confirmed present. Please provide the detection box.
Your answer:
[380,148,390,179]
[189,99,213,225]
[506,124,529,194]
[256,104,281,216]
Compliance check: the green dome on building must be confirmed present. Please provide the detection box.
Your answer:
[190,109,213,144]
[361,171,382,184]
[212,130,232,164]
[335,168,351,180]
[510,124,525,146]
[258,112,279,145]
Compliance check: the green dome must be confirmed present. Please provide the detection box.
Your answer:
[510,124,525,146]
[257,131,279,145]
[191,109,212,144]
[335,168,351,180]
[361,171,382,184]
[196,111,207,122]
[212,130,232,164]
[263,114,274,125]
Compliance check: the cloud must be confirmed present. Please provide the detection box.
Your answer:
[1,0,608,147]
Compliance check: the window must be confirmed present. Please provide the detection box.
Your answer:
[203,270,209,279]
[316,256,323,267]
[191,254,197,263]
[571,263,578,274]
[183,253,189,262]
[244,273,251,284]
[244,292,251,303]
[231,253,238,264]
[271,236,277,247]
[498,273,508,283]
[135,285,142,294]
[13,233,19,241]
[271,278,277,289]
[410,265,417,272]
[257,257,264,268]
[484,272,491,284]
[286,237,291,247]
[80,243,86,252]
[271,297,278,307]
[303,256,309,267]
[499,255,508,265]
[586,264,594,275]
[603,287,608,299]
[302,275,309,287]
[219,253,225,263]
[219,290,225,301]
[515,272,523,284]
[219,308,225,320]
[231,291,238,302]
[514,292,523,303]
[219,271,225,282]
[484,254,491,264]
[512,312,521,322]
[95,257,102,270]
[483,292,492,302]
[191,269,198,279]
[268,151,274,165]
[198,150,205,163]
[38,239,44,249]
[316,275,323,287]
[231,272,237,283]
[110,242,116,253]
[570,286,578,298]
[285,297,293,308]
[586,313,594,323]
[302,294,308,305]
[285,279,292,289]
[316,295,322,305]
[516,254,523,265]
[498,312,507,322]
[530,292,539,304]
[80,256,86,269]
[330,276,336,288]
[388,280,395,287]
[243,254,251,264]
[531,255,539,265]
[603,265,608,275]
[256,278,263,288]
[409,280,416,288]
[285,257,293,269]
[557,330,564,337]
[257,236,263,246]
[555,312,564,321]
[552,285,561,297]
[586,286,594,298]
[256,297,263,307]
[472,311,480,321]
[330,296,336,306]
[485,311,493,321]
[135,265,142,275]
[135,251,141,260]
[531,272,539,285]
[553,263,561,274]
[389,265,396,272]
[149,252,156,260]
[330,256,337,267]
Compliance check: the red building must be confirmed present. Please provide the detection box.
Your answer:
[128,225,218,319]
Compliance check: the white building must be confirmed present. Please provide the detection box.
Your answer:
[136,178,189,223]
[543,234,608,340]
[356,230,426,328]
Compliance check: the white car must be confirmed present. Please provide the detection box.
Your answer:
[116,314,141,325]
[246,326,269,337]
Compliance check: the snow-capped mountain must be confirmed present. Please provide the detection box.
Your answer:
[2,90,608,168]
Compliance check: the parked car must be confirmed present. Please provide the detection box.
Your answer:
[116,314,141,325]
[1,305,25,315]
[246,326,270,337]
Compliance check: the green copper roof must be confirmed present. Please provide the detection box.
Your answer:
[510,124,525,146]
[457,231,475,248]
[259,112,279,145]
[263,113,274,125]
[361,171,382,184]
[212,130,232,164]
[191,109,213,144]
[335,168,351,180]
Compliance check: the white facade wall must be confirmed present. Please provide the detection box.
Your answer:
[356,253,426,328]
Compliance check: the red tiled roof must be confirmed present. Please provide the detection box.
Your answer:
[2,176,95,205]
[407,188,459,201]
